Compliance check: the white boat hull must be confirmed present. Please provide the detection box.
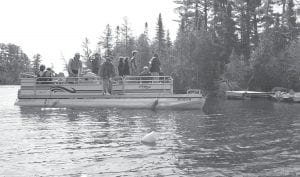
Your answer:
[15,96,205,110]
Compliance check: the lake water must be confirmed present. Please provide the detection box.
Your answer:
[0,86,299,177]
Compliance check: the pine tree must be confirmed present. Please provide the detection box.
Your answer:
[211,0,236,71]
[32,53,42,74]
[286,0,297,40]
[155,13,166,57]
[137,22,151,70]
[166,30,172,48]
[114,25,121,57]
[144,22,149,37]
[81,37,92,70]
[164,30,173,74]
[0,43,30,84]
[121,17,132,56]
[100,24,113,57]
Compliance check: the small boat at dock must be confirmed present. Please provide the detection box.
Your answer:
[15,73,205,110]
[272,91,300,103]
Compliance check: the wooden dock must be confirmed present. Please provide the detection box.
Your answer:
[226,91,273,100]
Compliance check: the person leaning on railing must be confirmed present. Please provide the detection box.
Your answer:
[68,53,82,77]
[139,66,151,83]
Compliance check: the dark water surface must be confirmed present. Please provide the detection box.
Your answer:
[0,86,299,176]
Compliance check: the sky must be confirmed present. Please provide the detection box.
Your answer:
[1,0,179,73]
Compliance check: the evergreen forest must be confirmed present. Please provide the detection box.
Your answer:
[1,0,300,96]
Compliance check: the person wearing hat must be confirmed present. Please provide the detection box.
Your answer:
[100,56,115,95]
[68,53,82,77]
[130,50,138,75]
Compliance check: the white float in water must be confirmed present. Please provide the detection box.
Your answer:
[141,131,157,144]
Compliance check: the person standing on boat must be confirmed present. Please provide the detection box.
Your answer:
[68,53,82,77]
[118,57,125,77]
[91,53,101,75]
[130,50,138,75]
[149,53,161,81]
[123,57,130,76]
[100,56,115,95]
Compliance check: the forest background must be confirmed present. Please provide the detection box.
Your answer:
[1,0,299,95]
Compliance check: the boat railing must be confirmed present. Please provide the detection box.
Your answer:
[20,74,173,85]
[187,89,203,95]
[20,72,36,78]
[20,75,102,85]
[19,74,174,94]
[123,76,173,94]
[123,75,173,84]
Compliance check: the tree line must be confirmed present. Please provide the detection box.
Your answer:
[80,15,173,80]
[0,43,31,84]
[171,0,300,94]
[2,0,299,96]
[80,0,299,94]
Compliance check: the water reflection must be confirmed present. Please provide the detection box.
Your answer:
[174,98,300,176]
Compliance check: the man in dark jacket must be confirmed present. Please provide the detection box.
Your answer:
[91,53,101,75]
[100,56,115,95]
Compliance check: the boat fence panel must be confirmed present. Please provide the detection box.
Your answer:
[123,76,173,94]
[19,74,174,96]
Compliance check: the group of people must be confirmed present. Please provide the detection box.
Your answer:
[117,51,138,77]
[37,50,162,95]
[36,64,55,83]
[117,52,161,78]
[67,52,115,95]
